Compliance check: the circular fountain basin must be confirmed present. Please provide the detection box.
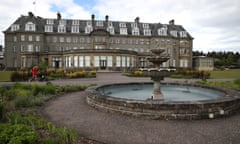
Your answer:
[98,83,224,101]
[86,83,240,120]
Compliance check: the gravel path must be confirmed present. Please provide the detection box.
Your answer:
[42,73,240,144]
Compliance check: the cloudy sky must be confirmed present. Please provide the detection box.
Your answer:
[0,0,239,52]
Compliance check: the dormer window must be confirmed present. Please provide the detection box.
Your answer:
[11,24,20,31]
[131,23,138,28]
[58,25,66,33]
[86,21,92,26]
[96,21,104,27]
[108,22,113,27]
[71,25,79,33]
[170,30,178,37]
[119,22,126,28]
[158,28,167,36]
[120,28,128,35]
[72,20,79,25]
[59,20,66,25]
[132,27,139,35]
[45,25,53,32]
[179,31,187,37]
[25,22,35,31]
[143,29,151,36]
[142,23,149,29]
[107,27,115,35]
[85,26,93,34]
[46,19,54,25]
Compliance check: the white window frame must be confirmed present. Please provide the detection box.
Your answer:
[120,28,128,35]
[85,56,90,67]
[158,28,167,36]
[85,26,93,34]
[72,20,79,25]
[45,25,53,32]
[116,56,121,67]
[142,23,149,29]
[132,28,140,36]
[71,25,79,33]
[11,24,20,31]
[46,19,54,25]
[170,30,178,37]
[131,23,138,28]
[96,21,104,27]
[143,29,151,36]
[21,35,25,41]
[180,59,188,68]
[25,22,36,31]
[59,37,64,43]
[58,25,66,33]
[179,31,187,37]
[36,35,40,41]
[107,27,115,35]
[119,22,126,28]
[27,44,33,52]
[59,20,66,25]
[107,56,112,67]
[79,56,84,67]
[74,56,78,67]
[35,45,40,52]
[28,35,32,41]
[94,56,99,67]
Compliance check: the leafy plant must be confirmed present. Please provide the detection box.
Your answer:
[0,124,40,144]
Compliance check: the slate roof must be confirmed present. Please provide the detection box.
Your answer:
[5,12,193,39]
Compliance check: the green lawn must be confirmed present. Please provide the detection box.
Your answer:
[0,71,13,82]
[210,69,240,79]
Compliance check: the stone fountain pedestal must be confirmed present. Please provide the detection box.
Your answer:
[146,48,172,100]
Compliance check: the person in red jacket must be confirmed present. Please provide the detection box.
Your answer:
[32,66,38,81]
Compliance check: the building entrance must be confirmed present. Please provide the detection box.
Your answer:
[100,60,106,70]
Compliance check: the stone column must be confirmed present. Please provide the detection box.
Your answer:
[152,79,164,100]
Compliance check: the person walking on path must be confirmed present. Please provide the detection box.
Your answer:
[32,66,38,81]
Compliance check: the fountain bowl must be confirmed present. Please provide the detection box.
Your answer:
[86,82,240,120]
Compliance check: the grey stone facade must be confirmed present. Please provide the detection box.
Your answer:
[4,12,193,71]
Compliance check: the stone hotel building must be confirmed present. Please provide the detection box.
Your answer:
[4,12,193,71]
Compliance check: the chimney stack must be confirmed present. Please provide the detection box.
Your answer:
[169,19,175,25]
[28,11,34,17]
[105,15,109,23]
[57,12,61,20]
[135,17,140,24]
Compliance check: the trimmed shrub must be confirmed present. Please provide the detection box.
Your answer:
[133,70,143,76]
[56,68,65,74]
[10,71,29,82]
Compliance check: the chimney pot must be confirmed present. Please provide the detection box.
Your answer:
[57,12,61,20]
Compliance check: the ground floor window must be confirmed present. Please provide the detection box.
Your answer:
[79,56,84,67]
[180,59,188,68]
[107,56,112,67]
[85,56,90,67]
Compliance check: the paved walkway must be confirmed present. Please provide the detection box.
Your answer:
[41,73,240,144]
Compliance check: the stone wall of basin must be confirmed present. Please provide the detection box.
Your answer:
[86,83,240,120]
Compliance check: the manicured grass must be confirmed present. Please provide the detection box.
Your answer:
[210,69,240,79]
[0,71,13,82]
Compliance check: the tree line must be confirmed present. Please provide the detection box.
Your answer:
[193,51,240,68]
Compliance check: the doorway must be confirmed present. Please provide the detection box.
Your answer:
[100,60,106,70]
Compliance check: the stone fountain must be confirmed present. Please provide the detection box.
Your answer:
[145,48,171,100]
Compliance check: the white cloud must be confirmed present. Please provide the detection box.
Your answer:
[0,0,239,52]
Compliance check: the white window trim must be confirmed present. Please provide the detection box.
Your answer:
[25,22,36,31]
[58,25,66,33]
[45,25,53,32]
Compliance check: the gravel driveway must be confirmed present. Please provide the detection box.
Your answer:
[42,73,240,144]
